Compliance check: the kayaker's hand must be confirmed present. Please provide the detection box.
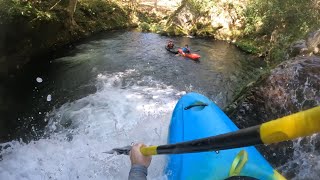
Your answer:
[130,143,152,168]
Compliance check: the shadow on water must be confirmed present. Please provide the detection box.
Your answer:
[0,30,266,143]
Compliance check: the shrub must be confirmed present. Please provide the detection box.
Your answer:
[139,22,150,32]
[242,0,320,64]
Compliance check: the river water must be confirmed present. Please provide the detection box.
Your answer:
[0,31,281,179]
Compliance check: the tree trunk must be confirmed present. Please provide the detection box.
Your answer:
[67,0,78,26]
[154,0,158,10]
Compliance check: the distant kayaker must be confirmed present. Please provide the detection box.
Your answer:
[128,143,151,180]
[182,44,190,54]
[167,40,174,49]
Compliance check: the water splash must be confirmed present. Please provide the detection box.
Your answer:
[0,70,184,180]
[36,77,43,83]
[278,134,320,179]
[46,95,52,102]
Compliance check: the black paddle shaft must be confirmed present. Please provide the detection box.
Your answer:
[156,126,262,155]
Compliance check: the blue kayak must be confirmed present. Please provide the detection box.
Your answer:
[165,93,284,180]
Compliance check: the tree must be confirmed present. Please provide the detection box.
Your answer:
[154,0,158,10]
[67,0,78,26]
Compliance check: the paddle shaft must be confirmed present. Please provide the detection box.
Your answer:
[140,106,320,156]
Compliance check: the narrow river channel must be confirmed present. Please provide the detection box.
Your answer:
[1,31,268,179]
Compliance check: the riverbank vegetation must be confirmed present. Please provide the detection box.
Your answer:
[136,0,320,66]
[1,0,320,73]
[0,0,133,75]
[238,0,320,65]
[133,0,320,67]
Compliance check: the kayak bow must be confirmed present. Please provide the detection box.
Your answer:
[107,93,320,179]
[165,93,285,179]
[178,49,200,60]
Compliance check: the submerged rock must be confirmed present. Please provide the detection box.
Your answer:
[225,55,320,178]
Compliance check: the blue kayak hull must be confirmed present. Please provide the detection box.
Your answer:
[165,93,283,180]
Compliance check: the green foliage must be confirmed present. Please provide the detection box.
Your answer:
[139,22,150,32]
[242,0,320,64]
[137,11,151,23]
[79,0,121,15]
[75,0,130,29]
[149,23,164,33]
[0,0,55,24]
[187,0,213,13]
[244,0,319,36]
[136,11,161,24]
[235,40,259,54]
[269,45,287,65]
[139,22,164,33]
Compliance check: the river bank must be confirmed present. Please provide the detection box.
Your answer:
[140,0,320,66]
[0,1,319,178]
[1,0,319,137]
[0,0,136,78]
[3,0,318,76]
[2,0,320,74]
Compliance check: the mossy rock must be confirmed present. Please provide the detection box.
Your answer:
[139,22,150,32]
[149,23,164,33]
[197,26,216,37]
[165,25,186,36]
[234,39,260,54]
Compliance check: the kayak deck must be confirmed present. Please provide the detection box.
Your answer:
[165,93,283,180]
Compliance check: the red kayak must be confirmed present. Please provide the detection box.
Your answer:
[178,49,200,61]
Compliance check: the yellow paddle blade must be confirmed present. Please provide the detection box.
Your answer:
[260,106,320,144]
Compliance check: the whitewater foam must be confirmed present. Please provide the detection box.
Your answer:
[0,69,184,180]
[278,134,320,179]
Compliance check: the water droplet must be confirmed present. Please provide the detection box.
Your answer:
[47,94,52,101]
[36,77,43,83]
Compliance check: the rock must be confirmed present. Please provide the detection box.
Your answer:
[165,0,246,39]
[306,29,320,54]
[209,1,246,40]
[225,55,320,177]
[227,55,320,125]
[288,40,308,57]
[288,29,320,57]
[165,0,199,36]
